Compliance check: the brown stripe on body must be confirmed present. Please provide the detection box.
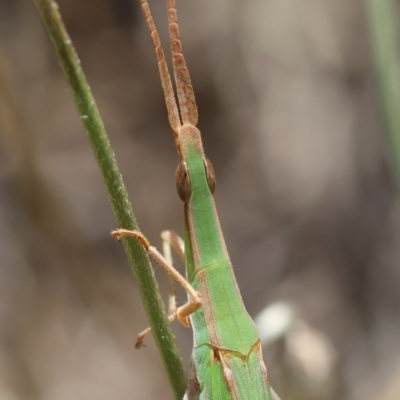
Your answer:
[197,269,221,346]
[254,341,270,390]
[218,343,268,399]
[219,351,241,400]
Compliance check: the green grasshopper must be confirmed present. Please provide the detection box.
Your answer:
[113,1,278,398]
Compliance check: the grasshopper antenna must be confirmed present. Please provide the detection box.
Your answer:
[139,0,182,136]
[167,0,198,127]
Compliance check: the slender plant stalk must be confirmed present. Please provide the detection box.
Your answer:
[32,1,186,397]
[366,0,400,182]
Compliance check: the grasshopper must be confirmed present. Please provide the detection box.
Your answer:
[113,1,278,398]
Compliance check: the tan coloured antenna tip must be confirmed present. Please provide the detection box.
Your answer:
[167,0,199,126]
[139,0,182,134]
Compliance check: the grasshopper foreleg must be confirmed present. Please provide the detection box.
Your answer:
[111,229,202,346]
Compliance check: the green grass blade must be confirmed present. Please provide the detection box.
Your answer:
[366,0,400,182]
[32,1,186,397]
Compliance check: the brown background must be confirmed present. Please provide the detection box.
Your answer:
[0,0,399,399]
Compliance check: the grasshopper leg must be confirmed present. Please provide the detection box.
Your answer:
[162,230,197,326]
[163,233,178,325]
[136,231,182,348]
[111,229,202,346]
[161,229,185,326]
[161,229,185,261]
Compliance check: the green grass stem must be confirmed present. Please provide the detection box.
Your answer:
[32,1,186,397]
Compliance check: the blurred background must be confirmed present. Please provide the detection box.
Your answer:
[0,0,399,399]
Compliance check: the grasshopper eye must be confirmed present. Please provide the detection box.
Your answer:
[203,157,216,194]
[176,162,191,202]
